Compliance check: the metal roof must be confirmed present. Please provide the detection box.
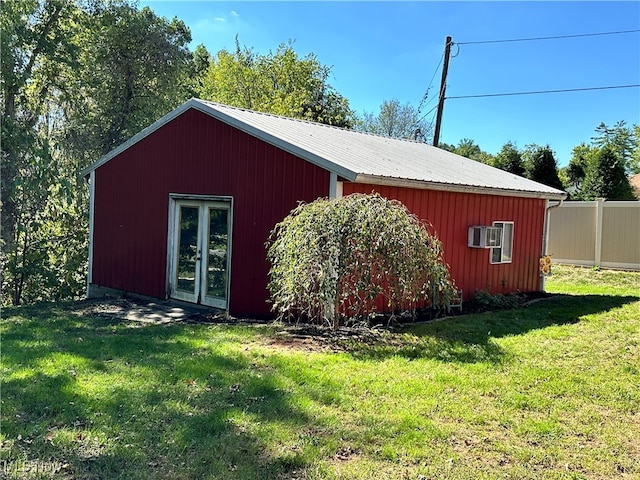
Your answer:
[82,98,567,200]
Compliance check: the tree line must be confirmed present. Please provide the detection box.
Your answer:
[1,0,637,306]
[2,0,195,305]
[439,121,639,201]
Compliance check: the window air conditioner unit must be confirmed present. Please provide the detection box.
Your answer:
[468,225,502,248]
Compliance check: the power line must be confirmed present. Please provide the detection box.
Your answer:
[425,30,639,144]
[411,104,439,143]
[419,91,439,113]
[456,29,640,45]
[417,53,444,114]
[417,104,438,124]
[447,84,640,100]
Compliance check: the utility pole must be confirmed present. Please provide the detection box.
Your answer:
[433,36,452,148]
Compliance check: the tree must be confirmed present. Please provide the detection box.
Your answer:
[566,122,640,199]
[450,138,494,165]
[591,121,637,174]
[66,2,193,156]
[438,142,456,153]
[266,194,456,329]
[193,44,212,77]
[632,125,640,175]
[1,0,84,304]
[566,144,591,188]
[493,142,525,176]
[356,99,432,142]
[1,0,195,305]
[561,143,598,198]
[581,146,635,201]
[198,39,354,127]
[1,0,75,263]
[181,43,213,98]
[454,138,481,159]
[523,145,564,190]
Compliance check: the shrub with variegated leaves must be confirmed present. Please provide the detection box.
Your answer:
[266,193,456,329]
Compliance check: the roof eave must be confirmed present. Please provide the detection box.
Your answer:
[354,174,568,201]
[79,99,200,179]
[79,98,358,182]
[191,101,357,181]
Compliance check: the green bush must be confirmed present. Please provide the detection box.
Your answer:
[266,193,456,328]
[473,288,524,310]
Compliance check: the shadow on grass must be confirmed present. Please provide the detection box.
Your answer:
[3,294,637,477]
[345,294,639,364]
[1,303,322,479]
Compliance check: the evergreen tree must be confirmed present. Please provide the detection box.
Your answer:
[561,143,598,199]
[525,146,565,190]
[581,146,635,200]
[591,121,635,174]
[494,142,525,176]
[632,125,640,174]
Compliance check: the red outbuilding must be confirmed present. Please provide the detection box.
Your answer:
[81,99,566,318]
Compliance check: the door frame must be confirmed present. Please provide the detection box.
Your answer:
[166,194,234,310]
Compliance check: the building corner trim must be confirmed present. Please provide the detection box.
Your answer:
[86,170,96,297]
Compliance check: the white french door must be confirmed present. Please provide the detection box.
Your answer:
[170,199,232,309]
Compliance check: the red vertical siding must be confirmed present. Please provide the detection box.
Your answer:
[92,109,329,317]
[92,106,547,318]
[342,183,545,300]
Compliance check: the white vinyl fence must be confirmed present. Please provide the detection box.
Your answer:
[547,199,640,271]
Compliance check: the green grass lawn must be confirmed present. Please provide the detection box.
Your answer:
[2,265,639,479]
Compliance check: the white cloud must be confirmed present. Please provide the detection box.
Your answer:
[207,11,239,23]
[192,9,245,48]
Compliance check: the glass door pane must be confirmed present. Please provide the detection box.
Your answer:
[203,207,229,307]
[176,206,200,296]
[170,199,231,309]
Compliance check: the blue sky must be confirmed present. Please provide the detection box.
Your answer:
[140,1,640,167]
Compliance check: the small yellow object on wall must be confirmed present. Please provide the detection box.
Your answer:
[540,255,552,276]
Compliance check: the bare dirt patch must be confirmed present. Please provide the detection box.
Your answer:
[65,294,559,354]
[262,324,399,353]
[65,297,394,353]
